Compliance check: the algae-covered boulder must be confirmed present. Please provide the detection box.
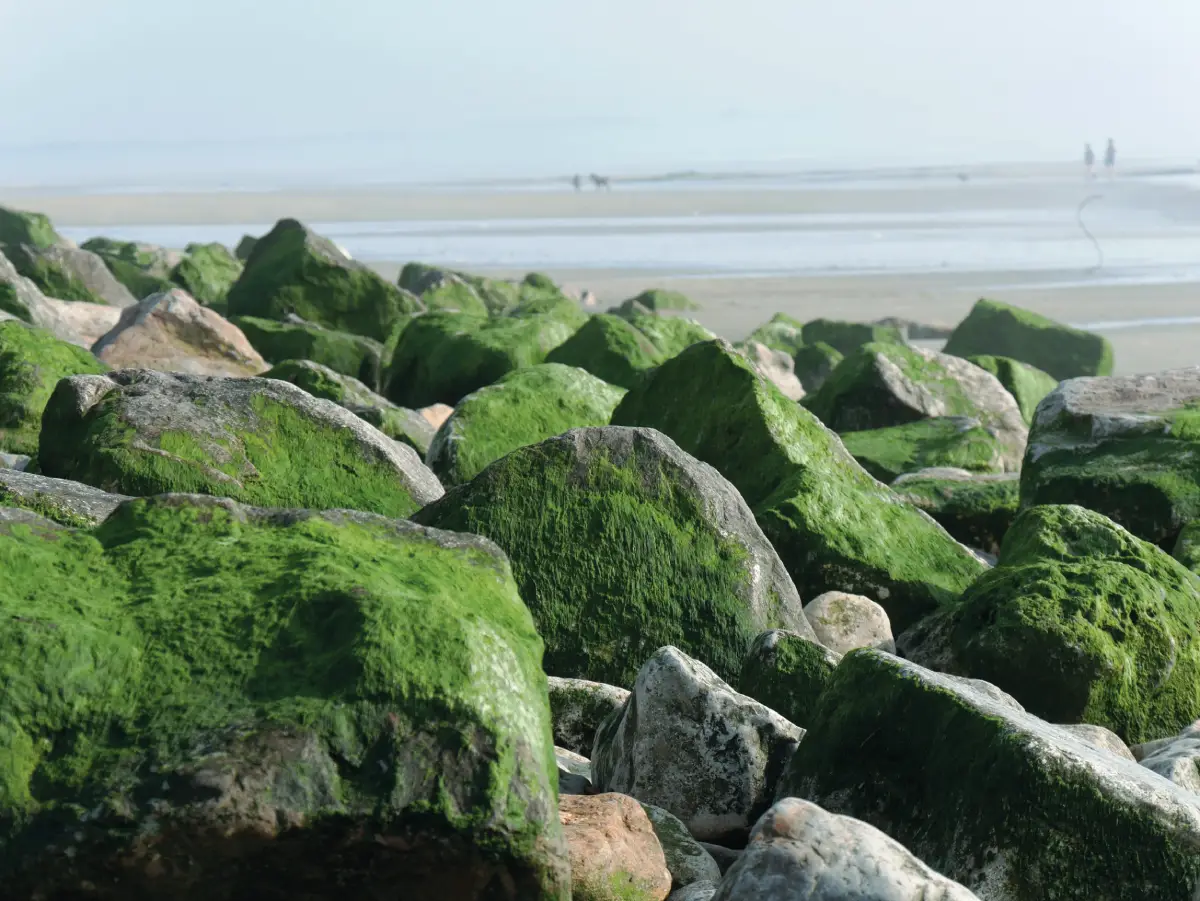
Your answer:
[225,219,422,341]
[891,468,1019,555]
[611,340,985,633]
[415,426,815,685]
[609,289,700,318]
[792,341,843,393]
[737,629,841,729]
[0,255,122,348]
[231,314,389,389]
[0,494,570,900]
[548,676,631,756]
[234,234,258,261]
[0,468,130,527]
[0,320,109,455]
[427,363,626,486]
[1020,368,1200,547]
[414,273,491,317]
[944,298,1114,380]
[742,313,806,356]
[0,206,62,250]
[800,318,903,356]
[82,237,181,300]
[639,803,722,891]
[629,311,716,360]
[947,504,1200,743]
[399,263,525,315]
[546,314,663,389]
[5,243,137,307]
[263,359,436,455]
[169,241,243,311]
[0,249,53,324]
[39,369,443,516]
[840,415,1018,482]
[967,354,1058,424]
[776,650,1200,901]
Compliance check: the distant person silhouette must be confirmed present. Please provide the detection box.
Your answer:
[1104,139,1117,177]
[1084,143,1096,178]
[572,174,583,192]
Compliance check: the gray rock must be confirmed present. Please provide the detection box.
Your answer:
[640,803,722,889]
[669,881,719,901]
[697,843,741,876]
[1134,721,1200,793]
[0,469,131,526]
[0,249,52,323]
[556,746,593,796]
[548,676,631,755]
[0,250,122,347]
[802,591,895,654]
[0,453,30,471]
[23,244,137,307]
[592,646,804,844]
[712,797,980,900]
[1058,724,1137,763]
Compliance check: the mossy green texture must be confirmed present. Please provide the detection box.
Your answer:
[611,289,700,317]
[968,354,1058,424]
[414,428,797,686]
[96,256,174,300]
[264,359,351,404]
[792,341,844,393]
[944,298,1113,380]
[892,472,1019,555]
[951,504,1200,742]
[232,315,387,389]
[800,318,903,356]
[737,630,840,728]
[0,321,108,455]
[0,496,568,899]
[4,245,106,305]
[545,314,663,390]
[225,219,423,342]
[170,242,243,311]
[840,417,1008,482]
[629,312,715,360]
[610,341,984,632]
[428,364,626,486]
[744,313,806,355]
[776,649,1200,901]
[419,278,490,317]
[1172,520,1200,575]
[81,239,177,300]
[399,263,525,315]
[0,207,62,251]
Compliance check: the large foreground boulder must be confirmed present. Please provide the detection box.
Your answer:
[0,494,570,900]
[39,370,443,516]
[943,298,1113,380]
[415,427,814,685]
[611,340,985,633]
[891,468,1019,555]
[777,650,1200,900]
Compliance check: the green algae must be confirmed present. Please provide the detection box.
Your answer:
[892,472,1019,555]
[4,245,107,305]
[628,312,715,360]
[737,630,840,728]
[0,207,62,251]
[545,315,663,390]
[743,312,806,355]
[610,289,700,318]
[967,354,1058,424]
[840,417,1009,482]
[792,341,844,393]
[419,278,490,316]
[800,318,903,356]
[170,242,243,312]
[82,238,177,300]
[232,315,388,389]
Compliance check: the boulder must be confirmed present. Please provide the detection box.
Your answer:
[0,452,29,470]
[800,318,903,356]
[737,630,841,729]
[0,206,62,250]
[669,883,718,901]
[0,320,109,455]
[1059,724,1137,763]
[710,798,981,901]
[545,314,664,389]
[0,248,54,324]
[5,242,137,307]
[0,494,570,900]
[609,289,701,317]
[399,263,525,315]
[39,369,443,516]
[231,314,389,390]
[427,363,626,487]
[802,591,894,655]
[39,297,122,348]
[872,316,955,340]
[556,747,594,796]
[639,803,723,891]
[414,427,814,685]
[416,274,491,317]
[82,237,180,300]
[792,342,843,394]
[967,354,1058,424]
[234,234,259,261]
[1020,368,1200,547]
[743,313,806,356]
[1133,720,1200,793]
[593,646,804,844]
[170,241,243,311]
[560,793,672,901]
[776,649,1200,900]
[419,402,454,430]
[225,219,422,341]
[741,341,804,401]
[840,416,1020,483]
[0,469,130,527]
[627,311,716,360]
[610,340,985,634]
[548,677,631,756]
[91,289,268,377]
[891,468,1019,556]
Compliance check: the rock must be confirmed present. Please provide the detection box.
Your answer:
[415,427,814,685]
[792,342,843,394]
[628,311,716,360]
[944,298,1114,380]
[948,504,1200,743]
[737,630,841,729]
[0,248,54,324]
[0,452,29,470]
[427,363,626,486]
[231,314,389,390]
[91,289,268,377]
[1134,721,1200,793]
[610,340,985,634]
[399,263,526,315]
[6,241,137,307]
[743,313,806,356]
[697,845,741,876]
[592,646,804,844]
[1059,724,1137,762]
[560,793,672,901]
[225,218,422,342]
[967,354,1058,424]
[557,747,594,795]
[872,316,956,341]
[0,494,570,900]
[741,342,804,401]
[39,369,443,516]
[609,289,701,317]
[0,205,63,250]
[711,797,981,901]
[669,881,719,901]
[1020,368,1200,547]
[416,273,491,317]
[234,234,259,261]
[419,402,453,430]
[640,803,723,890]
[545,314,664,390]
[170,241,243,311]
[82,237,180,300]
[800,318,903,356]
[891,468,1019,556]
[776,649,1200,901]
[0,320,109,455]
[840,416,1020,483]
[263,359,435,456]
[0,469,131,527]
[39,297,122,348]
[548,676,631,755]
[802,591,894,654]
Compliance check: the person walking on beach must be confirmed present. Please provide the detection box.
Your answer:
[1084,143,1096,178]
[1104,139,1117,177]
[572,174,583,192]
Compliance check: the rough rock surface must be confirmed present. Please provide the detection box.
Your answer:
[560,793,672,901]
[639,803,723,890]
[792,341,843,394]
[891,468,1019,556]
[742,341,805,400]
[545,313,664,390]
[1134,720,1200,793]
[800,318,903,356]
[840,416,1018,482]
[556,747,594,795]
[967,354,1059,424]
[231,314,388,389]
[548,676,631,755]
[1058,724,1137,763]
[743,313,806,356]
[0,468,131,527]
[592,646,804,844]
[170,241,243,310]
[6,242,138,307]
[737,630,841,729]
[803,591,895,654]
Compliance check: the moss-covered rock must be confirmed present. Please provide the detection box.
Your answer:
[0,206,62,250]
[944,298,1114,380]
[792,341,843,393]
[0,468,130,527]
[545,314,663,390]
[840,416,1015,482]
[234,234,258,261]
[0,252,53,325]
[609,289,700,318]
[950,504,1200,742]
[0,494,569,900]
[1173,519,1200,575]
[547,677,630,756]
[629,311,716,360]
[800,318,903,356]
[967,354,1058,424]
[418,275,491,317]
[225,219,423,341]
[82,238,181,300]
[610,340,985,632]
[262,359,435,456]
[4,243,136,307]
[39,369,443,516]
[231,314,390,390]
[742,313,806,356]
[891,468,1019,555]
[1019,369,1200,547]
[776,649,1200,901]
[399,263,525,315]
[415,426,814,685]
[737,629,841,729]
[169,242,243,312]
[0,321,109,455]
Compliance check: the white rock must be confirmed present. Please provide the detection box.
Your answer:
[803,591,895,654]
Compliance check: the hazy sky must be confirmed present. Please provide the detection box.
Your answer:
[2,0,1199,175]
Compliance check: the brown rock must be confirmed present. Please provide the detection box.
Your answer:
[419,402,454,430]
[41,297,122,349]
[560,793,672,901]
[743,341,804,401]
[92,288,267,377]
